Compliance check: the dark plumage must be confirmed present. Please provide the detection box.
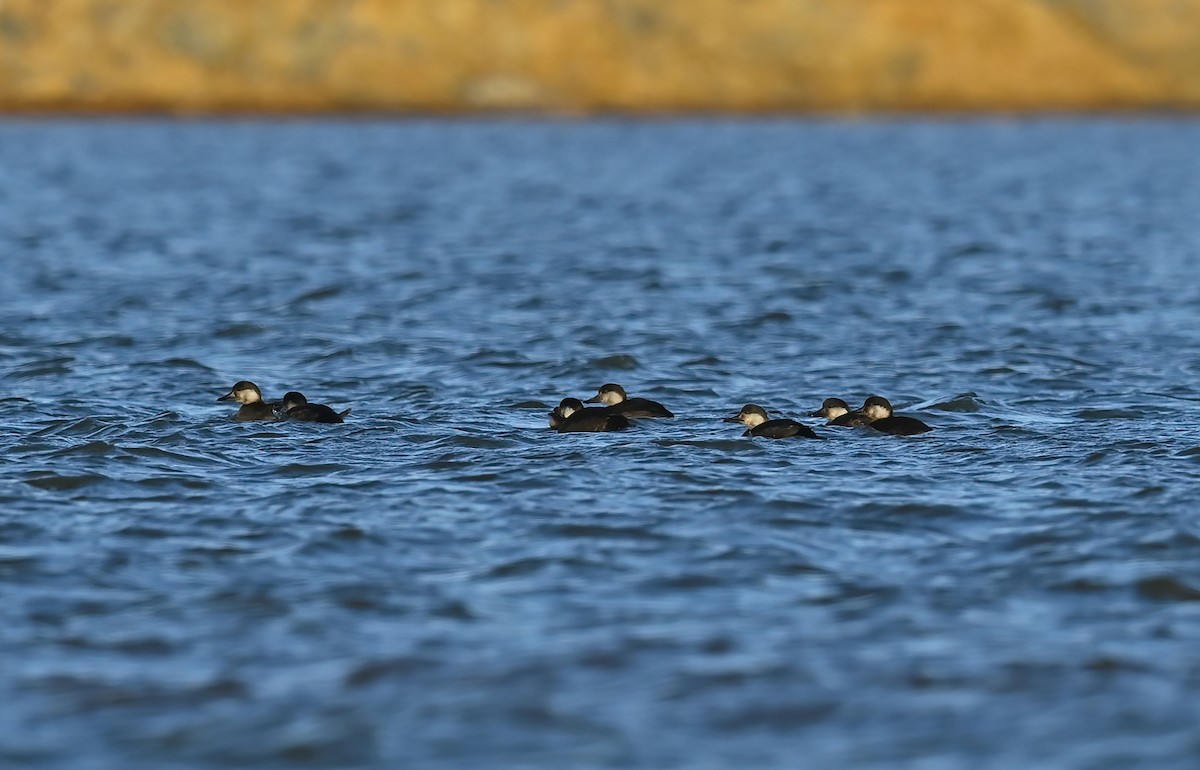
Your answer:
[869,415,933,435]
[281,391,351,424]
[829,410,873,427]
[550,398,630,433]
[746,420,819,439]
[586,383,673,418]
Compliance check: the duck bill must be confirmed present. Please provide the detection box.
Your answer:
[217,392,235,402]
[722,415,744,423]
[585,396,603,404]
[806,409,824,417]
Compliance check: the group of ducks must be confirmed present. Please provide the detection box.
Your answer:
[217,381,351,423]
[551,385,933,436]
[217,379,933,436]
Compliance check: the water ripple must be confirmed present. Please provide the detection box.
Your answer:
[2,118,1200,769]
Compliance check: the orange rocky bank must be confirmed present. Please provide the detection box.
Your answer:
[1,0,1198,113]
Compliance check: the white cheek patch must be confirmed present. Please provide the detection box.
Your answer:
[598,391,621,405]
[742,411,766,427]
[866,404,889,420]
[560,404,578,418]
[826,406,848,419]
[236,389,260,404]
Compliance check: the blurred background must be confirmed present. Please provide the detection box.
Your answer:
[4,0,1200,114]
[8,3,1200,770]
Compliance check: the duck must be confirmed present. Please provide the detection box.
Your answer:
[850,395,933,435]
[281,391,351,424]
[217,381,279,421]
[724,404,819,439]
[585,383,673,418]
[550,397,630,433]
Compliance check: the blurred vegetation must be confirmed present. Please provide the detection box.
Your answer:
[1,0,1199,112]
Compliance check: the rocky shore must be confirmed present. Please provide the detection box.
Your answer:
[1,0,1197,113]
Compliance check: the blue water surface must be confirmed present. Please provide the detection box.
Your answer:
[2,118,1200,769]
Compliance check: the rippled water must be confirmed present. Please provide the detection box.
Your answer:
[3,118,1200,769]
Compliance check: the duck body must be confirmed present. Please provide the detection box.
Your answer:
[605,397,674,419]
[217,381,279,421]
[586,384,673,418]
[235,402,279,421]
[724,404,819,439]
[558,410,631,433]
[829,411,874,428]
[868,415,932,435]
[281,392,350,424]
[744,419,818,439]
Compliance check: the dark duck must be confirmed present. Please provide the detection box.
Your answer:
[586,383,673,418]
[217,381,279,421]
[281,391,351,424]
[549,398,630,433]
[850,395,933,435]
[724,404,819,439]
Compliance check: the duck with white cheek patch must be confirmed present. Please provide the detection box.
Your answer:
[848,395,933,435]
[281,391,351,424]
[217,381,279,421]
[808,397,852,423]
[549,397,630,433]
[724,404,820,439]
[586,383,673,418]
[549,395,633,431]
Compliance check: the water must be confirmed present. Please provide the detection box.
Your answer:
[2,118,1200,769]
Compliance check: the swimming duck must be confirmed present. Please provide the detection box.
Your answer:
[724,404,819,439]
[586,383,673,418]
[550,397,630,433]
[851,395,933,435]
[281,391,351,424]
[217,381,279,421]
